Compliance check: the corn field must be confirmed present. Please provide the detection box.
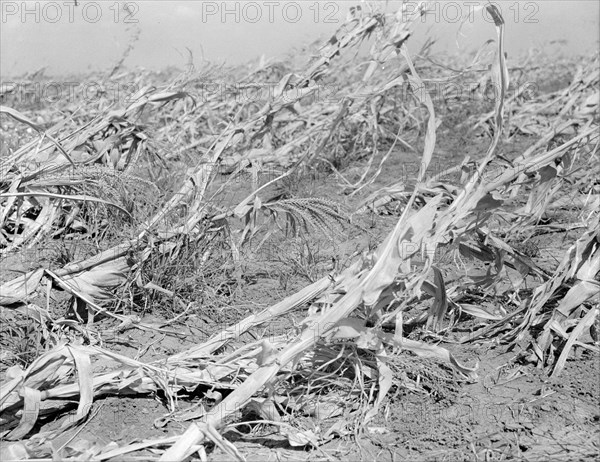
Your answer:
[0,2,598,461]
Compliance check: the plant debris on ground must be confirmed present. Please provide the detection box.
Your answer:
[0,3,598,461]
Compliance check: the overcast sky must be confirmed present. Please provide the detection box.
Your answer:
[1,1,598,77]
